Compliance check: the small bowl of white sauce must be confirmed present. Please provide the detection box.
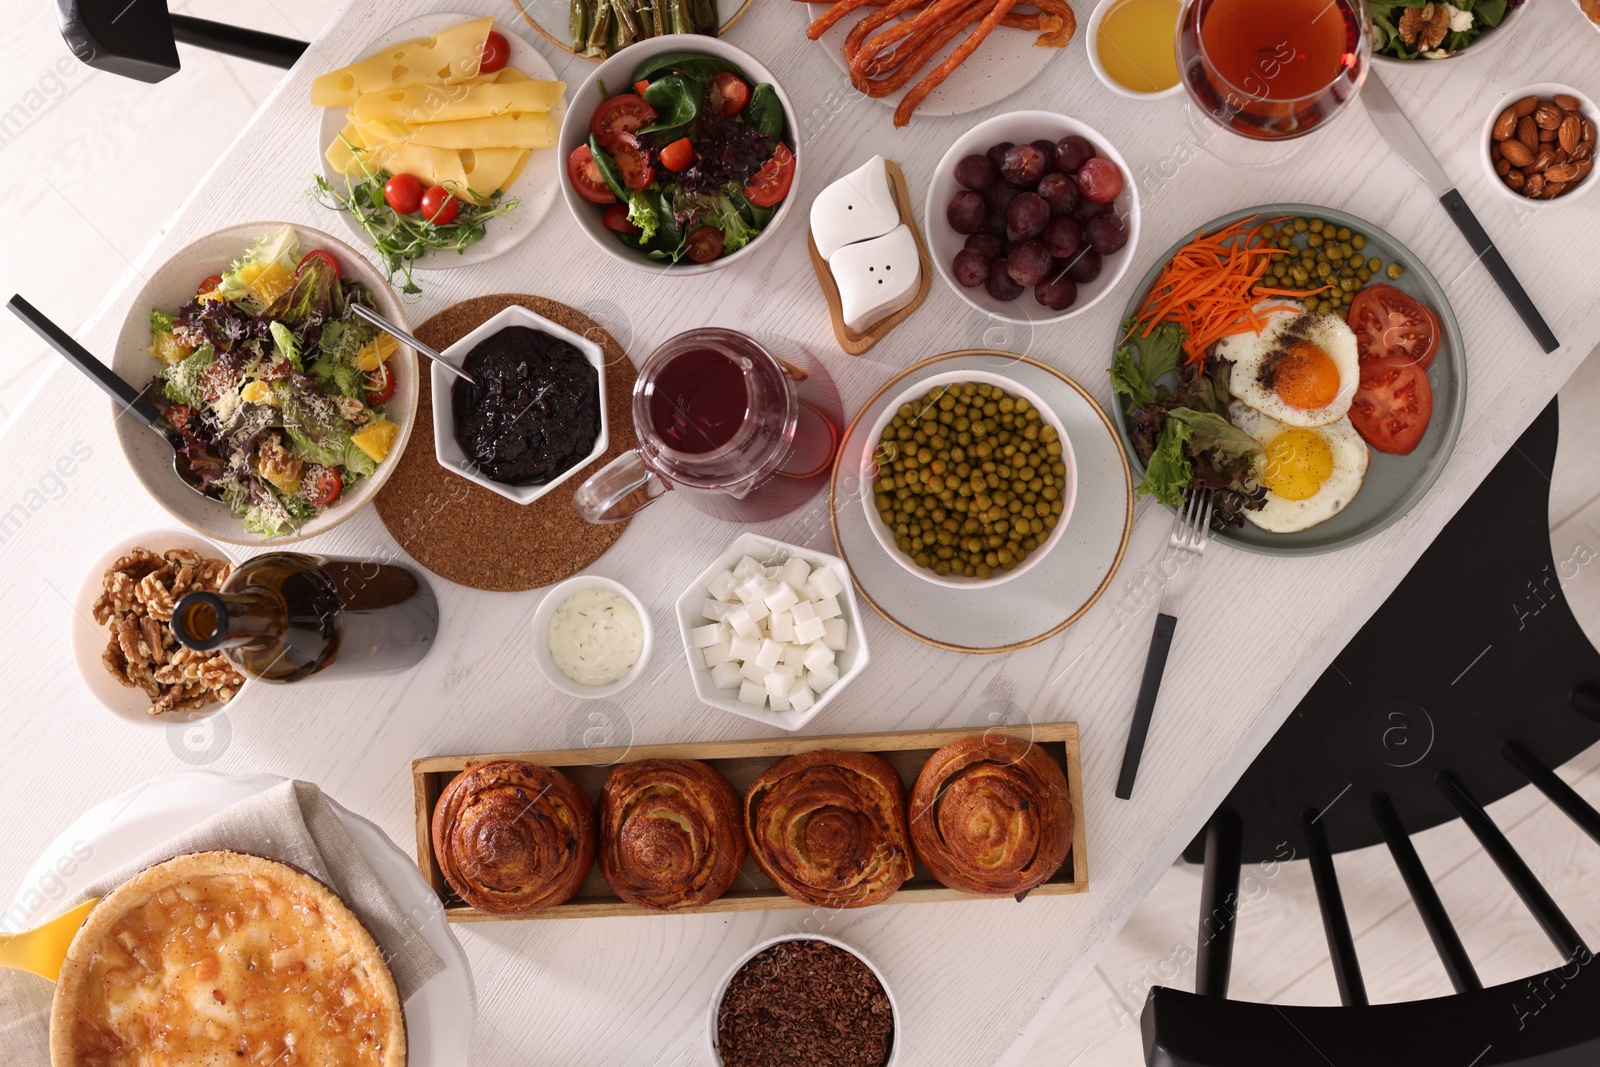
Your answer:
[531,576,653,699]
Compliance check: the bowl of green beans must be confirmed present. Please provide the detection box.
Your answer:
[860,370,1077,588]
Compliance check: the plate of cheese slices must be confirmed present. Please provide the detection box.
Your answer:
[311,13,567,274]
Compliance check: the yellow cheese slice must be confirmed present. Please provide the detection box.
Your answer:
[309,16,494,107]
[461,148,530,197]
[350,79,563,126]
[325,123,370,175]
[385,112,558,150]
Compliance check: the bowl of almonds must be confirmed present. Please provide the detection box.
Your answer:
[1483,83,1597,203]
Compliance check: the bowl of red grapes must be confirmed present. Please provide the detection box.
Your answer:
[926,111,1139,324]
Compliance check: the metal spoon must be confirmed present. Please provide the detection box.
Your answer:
[8,295,214,496]
[350,303,478,387]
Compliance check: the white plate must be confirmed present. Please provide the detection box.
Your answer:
[803,2,1063,119]
[69,528,247,726]
[509,0,756,59]
[314,12,567,270]
[9,771,476,1062]
[831,351,1133,653]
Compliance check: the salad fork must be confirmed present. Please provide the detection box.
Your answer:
[1116,487,1214,800]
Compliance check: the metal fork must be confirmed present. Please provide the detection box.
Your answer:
[1116,487,1215,800]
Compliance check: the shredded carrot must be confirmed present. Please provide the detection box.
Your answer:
[1128,215,1328,365]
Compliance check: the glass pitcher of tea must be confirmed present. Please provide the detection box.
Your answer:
[574,329,844,524]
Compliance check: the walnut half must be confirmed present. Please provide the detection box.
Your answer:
[1399,3,1450,52]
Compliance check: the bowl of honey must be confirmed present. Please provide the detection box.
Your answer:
[1085,0,1184,100]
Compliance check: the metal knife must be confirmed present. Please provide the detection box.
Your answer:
[1363,71,1559,354]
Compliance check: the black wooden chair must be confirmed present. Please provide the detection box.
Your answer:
[1143,399,1600,1066]
[57,0,306,82]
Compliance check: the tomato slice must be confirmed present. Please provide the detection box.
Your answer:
[659,136,694,173]
[745,143,795,208]
[163,404,193,431]
[364,364,396,407]
[297,249,340,278]
[1349,359,1433,455]
[590,94,657,147]
[608,132,655,191]
[383,173,423,215]
[1348,284,1440,370]
[709,72,750,116]
[304,465,343,507]
[197,274,223,296]
[685,227,725,264]
[603,203,641,235]
[567,145,617,204]
[479,31,511,74]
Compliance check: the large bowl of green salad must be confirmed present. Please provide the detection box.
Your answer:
[111,222,419,543]
[558,35,800,276]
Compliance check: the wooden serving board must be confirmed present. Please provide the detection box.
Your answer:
[412,722,1087,921]
[806,159,934,356]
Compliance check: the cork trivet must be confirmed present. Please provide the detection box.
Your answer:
[374,294,637,592]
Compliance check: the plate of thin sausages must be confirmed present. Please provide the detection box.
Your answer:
[800,0,1077,126]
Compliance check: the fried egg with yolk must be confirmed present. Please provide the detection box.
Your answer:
[1230,402,1369,534]
[1218,303,1360,427]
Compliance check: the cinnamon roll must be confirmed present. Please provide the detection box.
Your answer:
[431,759,596,914]
[598,759,746,910]
[744,749,913,908]
[909,735,1072,899]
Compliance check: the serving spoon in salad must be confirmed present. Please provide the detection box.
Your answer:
[351,303,478,386]
[7,295,215,497]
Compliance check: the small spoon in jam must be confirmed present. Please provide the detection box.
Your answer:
[351,303,478,387]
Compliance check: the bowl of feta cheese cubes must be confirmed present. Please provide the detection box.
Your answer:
[676,534,870,731]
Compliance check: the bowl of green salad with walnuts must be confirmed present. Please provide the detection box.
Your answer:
[1368,0,1526,62]
[559,35,800,276]
[112,223,418,543]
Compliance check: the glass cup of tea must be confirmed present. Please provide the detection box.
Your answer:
[1177,0,1370,142]
[574,329,844,525]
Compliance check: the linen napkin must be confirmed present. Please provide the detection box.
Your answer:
[0,779,445,1066]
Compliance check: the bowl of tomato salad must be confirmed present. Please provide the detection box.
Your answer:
[558,35,801,275]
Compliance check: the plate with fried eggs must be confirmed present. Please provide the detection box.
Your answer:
[1111,205,1466,556]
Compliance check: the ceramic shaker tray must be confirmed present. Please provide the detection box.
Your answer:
[412,722,1086,920]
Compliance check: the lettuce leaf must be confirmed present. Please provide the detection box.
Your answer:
[150,309,176,336]
[269,321,303,372]
[1110,320,1185,408]
[1139,418,1193,507]
[624,190,659,246]
[1165,407,1262,466]
[163,345,217,406]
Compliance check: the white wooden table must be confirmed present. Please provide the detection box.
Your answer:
[3,2,1598,1064]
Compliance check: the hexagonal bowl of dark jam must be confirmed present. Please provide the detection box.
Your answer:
[431,305,609,505]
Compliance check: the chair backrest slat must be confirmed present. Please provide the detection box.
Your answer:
[1438,770,1589,962]
[1504,739,1600,847]
[1370,791,1482,993]
[1301,808,1367,1006]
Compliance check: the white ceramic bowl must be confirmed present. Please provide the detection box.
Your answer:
[431,303,609,505]
[111,223,419,545]
[707,934,902,1067]
[70,529,249,726]
[1083,0,1184,101]
[926,110,1140,325]
[861,370,1077,589]
[529,575,653,699]
[674,533,869,732]
[1479,82,1598,209]
[556,34,802,276]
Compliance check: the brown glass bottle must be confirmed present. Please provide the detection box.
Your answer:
[170,553,438,683]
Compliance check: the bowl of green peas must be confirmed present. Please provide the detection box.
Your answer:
[861,371,1077,587]
[1249,214,1407,318]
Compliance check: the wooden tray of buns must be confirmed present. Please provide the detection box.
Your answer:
[412,722,1086,921]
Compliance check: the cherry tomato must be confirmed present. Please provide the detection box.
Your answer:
[478,31,511,74]
[745,143,796,208]
[363,364,396,407]
[709,72,750,116]
[1348,284,1441,370]
[659,136,694,172]
[297,249,341,277]
[603,203,641,235]
[420,185,461,225]
[196,275,222,296]
[303,465,343,507]
[163,404,193,431]
[590,94,658,147]
[1349,359,1433,456]
[383,173,424,214]
[608,132,655,191]
[633,79,651,96]
[685,227,725,264]
[567,145,616,204]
